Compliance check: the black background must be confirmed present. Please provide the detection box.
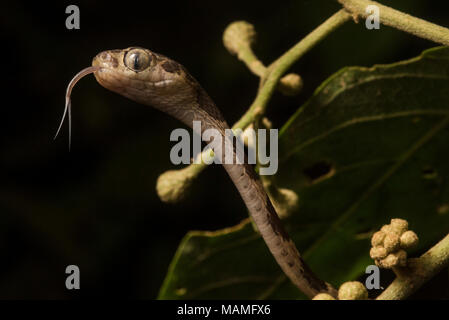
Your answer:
[1,0,448,299]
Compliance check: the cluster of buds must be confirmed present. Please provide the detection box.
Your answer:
[370,218,419,269]
[313,219,420,300]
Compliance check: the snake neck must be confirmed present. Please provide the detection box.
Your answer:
[181,86,335,298]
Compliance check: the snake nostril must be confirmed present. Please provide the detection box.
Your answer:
[97,52,118,68]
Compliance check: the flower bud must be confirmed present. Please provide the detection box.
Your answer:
[371,230,386,247]
[370,246,387,259]
[383,233,400,253]
[377,253,399,269]
[400,230,419,249]
[223,21,257,56]
[313,293,336,300]
[390,218,408,235]
[278,73,303,96]
[338,281,368,300]
[156,167,197,203]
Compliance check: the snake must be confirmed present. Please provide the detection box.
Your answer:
[56,46,336,298]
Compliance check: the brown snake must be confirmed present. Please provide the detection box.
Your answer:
[57,47,336,298]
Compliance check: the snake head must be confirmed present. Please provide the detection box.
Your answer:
[92,47,197,110]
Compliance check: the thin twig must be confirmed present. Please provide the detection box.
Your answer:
[234,9,351,130]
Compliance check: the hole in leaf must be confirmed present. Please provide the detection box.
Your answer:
[422,166,437,179]
[303,161,334,184]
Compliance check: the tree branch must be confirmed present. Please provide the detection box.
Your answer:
[338,0,449,46]
[377,233,449,300]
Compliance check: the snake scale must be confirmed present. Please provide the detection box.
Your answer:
[59,47,336,298]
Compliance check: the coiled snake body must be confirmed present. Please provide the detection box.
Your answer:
[60,47,335,298]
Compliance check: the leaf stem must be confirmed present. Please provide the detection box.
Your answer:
[338,0,449,46]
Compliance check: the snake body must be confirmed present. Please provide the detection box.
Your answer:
[85,47,335,298]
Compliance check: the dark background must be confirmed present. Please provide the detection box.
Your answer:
[1,0,448,299]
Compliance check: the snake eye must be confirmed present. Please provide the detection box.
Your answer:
[124,49,152,72]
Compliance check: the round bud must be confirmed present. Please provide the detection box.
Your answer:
[338,281,368,300]
[383,233,400,253]
[400,230,419,249]
[156,168,195,203]
[223,21,257,55]
[390,218,408,235]
[312,293,336,300]
[278,73,303,96]
[381,224,393,234]
[378,253,399,269]
[370,246,387,259]
[371,231,386,247]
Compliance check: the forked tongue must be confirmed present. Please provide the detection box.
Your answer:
[54,66,102,150]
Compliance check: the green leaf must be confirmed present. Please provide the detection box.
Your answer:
[158,47,449,299]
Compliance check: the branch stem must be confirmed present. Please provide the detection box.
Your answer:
[377,233,449,300]
[233,9,351,130]
[338,0,449,46]
[237,45,266,77]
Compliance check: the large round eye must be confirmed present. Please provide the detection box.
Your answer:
[124,49,152,72]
